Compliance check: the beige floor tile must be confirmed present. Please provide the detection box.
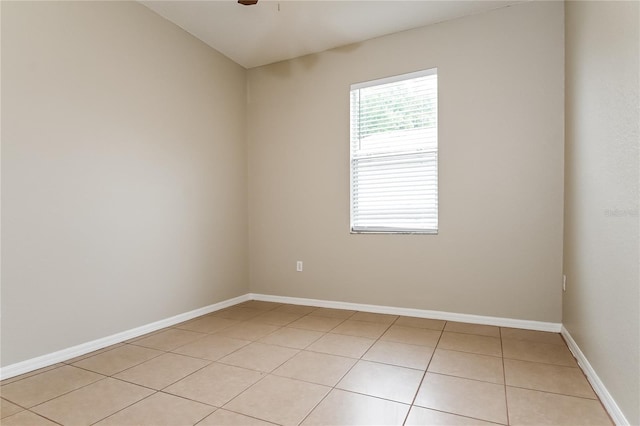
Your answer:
[405,406,498,425]
[1,410,59,426]
[251,310,304,326]
[438,332,502,357]
[288,315,345,332]
[0,363,65,385]
[395,316,446,331]
[308,307,357,319]
[125,329,164,344]
[500,328,565,345]
[173,316,239,333]
[414,373,507,424]
[130,328,206,351]
[259,327,324,349]
[216,322,280,341]
[31,378,153,426]
[331,319,390,339]
[95,392,214,425]
[114,353,209,390]
[212,307,267,321]
[72,344,163,376]
[363,340,434,370]
[336,360,424,404]
[504,359,596,398]
[274,304,318,314]
[1,398,23,418]
[428,349,504,384]
[172,334,250,361]
[506,387,613,425]
[0,365,104,408]
[224,375,330,426]
[199,409,277,425]
[350,312,398,325]
[273,351,357,386]
[306,333,375,358]
[444,322,500,337]
[237,300,282,311]
[301,389,409,426]
[218,342,299,372]
[381,325,442,347]
[502,338,576,366]
[164,363,264,406]
[65,345,124,365]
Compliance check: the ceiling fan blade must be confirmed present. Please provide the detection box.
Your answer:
[238,0,258,5]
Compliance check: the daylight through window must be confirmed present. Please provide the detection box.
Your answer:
[350,68,438,234]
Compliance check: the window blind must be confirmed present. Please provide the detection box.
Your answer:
[350,68,438,233]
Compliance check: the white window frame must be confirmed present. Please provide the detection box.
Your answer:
[350,68,438,234]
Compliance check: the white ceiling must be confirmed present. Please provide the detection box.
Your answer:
[141,1,524,69]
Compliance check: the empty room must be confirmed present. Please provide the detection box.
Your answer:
[1,1,638,425]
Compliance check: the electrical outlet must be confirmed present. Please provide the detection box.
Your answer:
[563,275,567,292]
[296,261,303,272]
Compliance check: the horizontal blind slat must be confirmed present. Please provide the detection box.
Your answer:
[350,68,438,233]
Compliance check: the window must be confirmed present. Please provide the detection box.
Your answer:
[350,68,438,234]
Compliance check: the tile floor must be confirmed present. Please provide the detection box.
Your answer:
[1,301,614,425]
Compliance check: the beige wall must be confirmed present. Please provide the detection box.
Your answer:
[564,1,640,424]
[1,1,248,366]
[247,1,565,322]
[1,0,569,369]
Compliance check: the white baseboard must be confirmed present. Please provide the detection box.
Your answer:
[4,291,626,424]
[250,293,562,332]
[561,326,629,426]
[0,291,570,382]
[0,294,250,381]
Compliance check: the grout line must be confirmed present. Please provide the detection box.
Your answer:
[501,356,578,368]
[503,384,605,401]
[0,399,31,414]
[501,356,581,368]
[3,304,609,426]
[295,384,332,425]
[412,406,508,426]
[0,363,67,387]
[194,406,282,426]
[500,326,510,426]
[63,344,125,365]
[21,376,110,416]
[319,387,412,407]
[87,390,161,426]
[297,313,397,425]
[70,347,167,377]
[401,319,445,426]
[424,371,506,386]
[156,389,218,409]
[25,409,64,425]
[100,316,280,422]
[352,357,429,372]
[214,368,272,412]
[433,346,503,358]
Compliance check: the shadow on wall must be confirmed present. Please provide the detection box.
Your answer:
[256,42,363,77]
